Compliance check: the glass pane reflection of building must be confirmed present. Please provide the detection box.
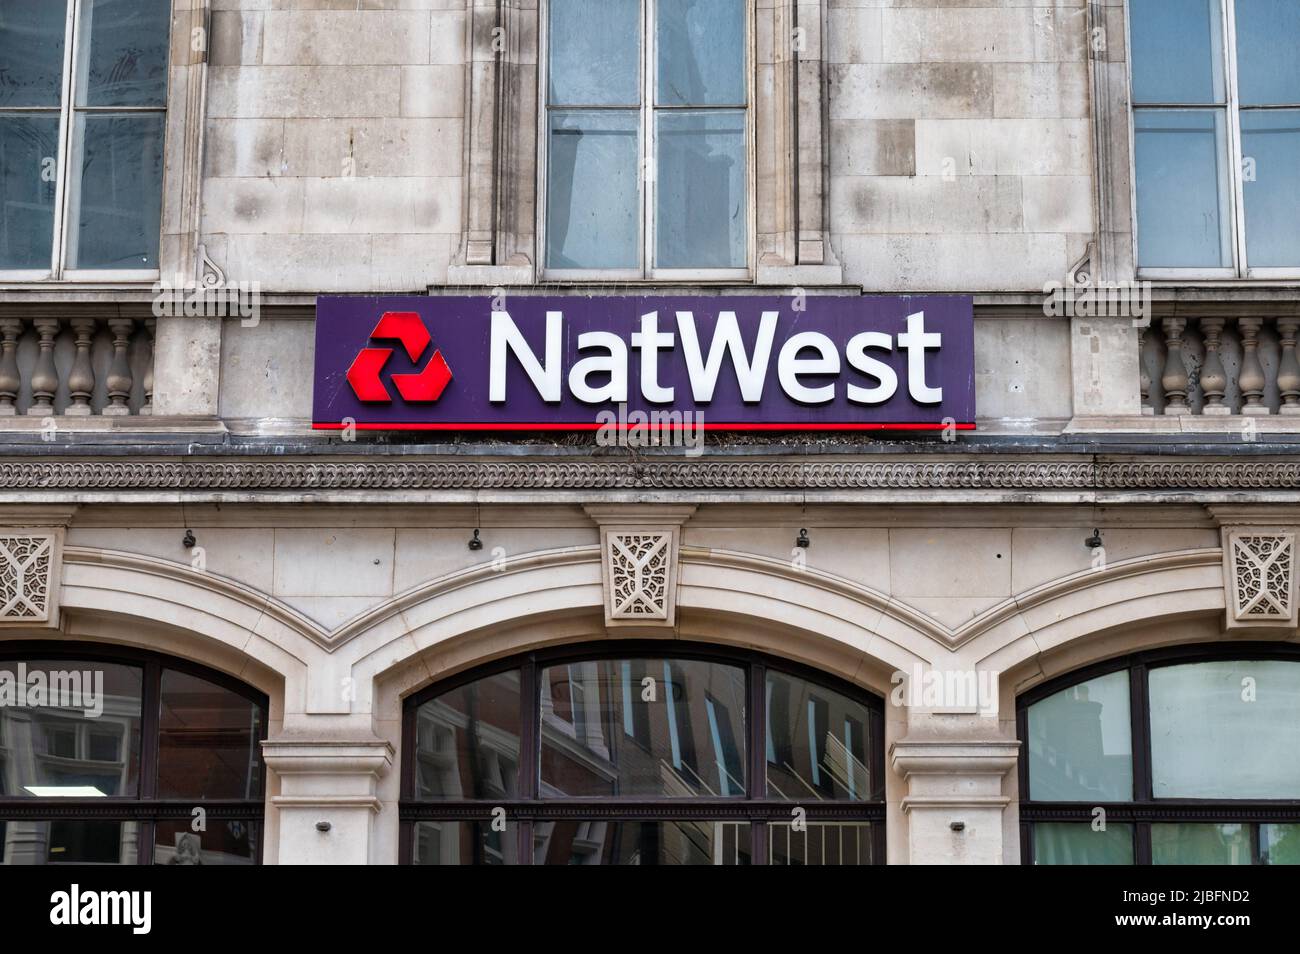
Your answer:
[540,658,746,798]
[0,652,266,865]
[766,672,877,802]
[0,661,143,800]
[413,669,521,800]
[535,820,751,865]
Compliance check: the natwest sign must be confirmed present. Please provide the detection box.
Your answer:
[312,295,975,431]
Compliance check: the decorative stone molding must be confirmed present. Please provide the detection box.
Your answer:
[8,457,1300,492]
[585,506,694,628]
[450,0,538,284]
[1222,529,1298,630]
[159,0,212,286]
[0,530,62,628]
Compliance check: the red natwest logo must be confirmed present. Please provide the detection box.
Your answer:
[346,311,452,403]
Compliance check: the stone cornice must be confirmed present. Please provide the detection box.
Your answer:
[5,456,1300,492]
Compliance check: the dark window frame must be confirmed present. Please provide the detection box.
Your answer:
[1017,641,1300,865]
[0,640,268,865]
[400,641,886,865]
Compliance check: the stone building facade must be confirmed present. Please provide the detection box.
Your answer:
[0,0,1298,865]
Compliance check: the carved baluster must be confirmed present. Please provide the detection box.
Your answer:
[0,319,22,416]
[66,317,97,416]
[26,318,60,417]
[1138,325,1152,414]
[103,318,134,416]
[1199,317,1229,415]
[1237,317,1269,415]
[140,318,156,416]
[1161,316,1190,414]
[1277,317,1300,415]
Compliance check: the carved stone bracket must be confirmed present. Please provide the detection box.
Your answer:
[1222,528,1297,630]
[0,529,63,629]
[585,506,695,629]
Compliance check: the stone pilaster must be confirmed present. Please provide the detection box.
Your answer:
[262,735,394,865]
[890,733,1020,865]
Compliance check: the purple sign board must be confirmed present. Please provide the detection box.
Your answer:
[312,295,975,432]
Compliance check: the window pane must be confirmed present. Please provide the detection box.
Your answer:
[0,819,139,864]
[154,820,257,865]
[657,0,745,106]
[1133,109,1233,268]
[535,820,750,865]
[0,0,67,107]
[655,109,746,269]
[1234,0,1300,106]
[1032,823,1134,865]
[1241,110,1300,268]
[1129,0,1226,104]
[157,669,263,800]
[766,671,876,802]
[413,671,521,800]
[546,109,640,269]
[1262,824,1300,865]
[412,820,518,865]
[539,657,747,798]
[1150,659,1300,798]
[76,0,170,108]
[1026,670,1132,802]
[548,0,639,106]
[0,115,59,269]
[0,660,142,798]
[66,112,165,270]
[1151,823,1251,865]
[769,822,874,865]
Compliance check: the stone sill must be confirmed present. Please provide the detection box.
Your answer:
[1068,414,1300,434]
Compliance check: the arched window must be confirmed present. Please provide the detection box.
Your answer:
[401,643,885,865]
[1017,644,1300,865]
[0,643,268,865]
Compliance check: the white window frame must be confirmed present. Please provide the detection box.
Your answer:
[1127,0,1300,281]
[0,0,168,284]
[537,0,755,283]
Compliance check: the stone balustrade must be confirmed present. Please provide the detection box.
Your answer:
[0,317,155,418]
[1140,315,1300,416]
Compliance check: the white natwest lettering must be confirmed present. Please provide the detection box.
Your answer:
[487,309,943,406]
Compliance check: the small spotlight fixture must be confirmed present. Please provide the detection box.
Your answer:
[468,529,483,551]
[316,821,331,833]
[1085,529,1103,550]
[950,821,966,832]
[796,528,810,549]
[182,529,196,549]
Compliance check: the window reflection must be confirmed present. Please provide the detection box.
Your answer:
[539,658,746,798]
[412,821,517,865]
[158,669,263,800]
[535,820,750,865]
[767,672,875,801]
[0,660,142,798]
[0,819,139,865]
[1026,670,1132,802]
[413,670,521,800]
[153,820,256,866]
